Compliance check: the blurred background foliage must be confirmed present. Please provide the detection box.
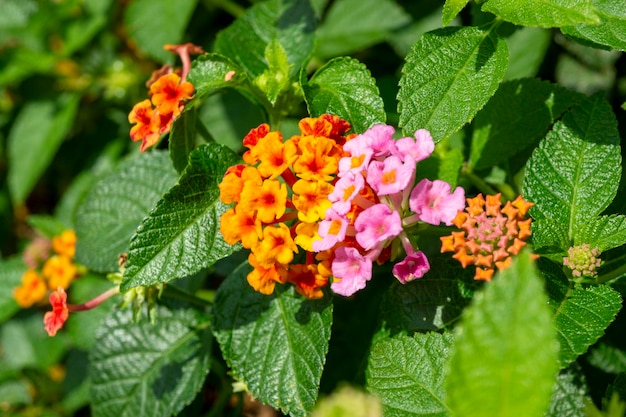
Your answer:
[0,0,625,415]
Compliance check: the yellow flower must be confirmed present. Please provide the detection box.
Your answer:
[42,255,77,290]
[292,179,334,223]
[13,269,47,308]
[52,230,76,259]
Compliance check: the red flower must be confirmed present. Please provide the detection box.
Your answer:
[44,288,69,336]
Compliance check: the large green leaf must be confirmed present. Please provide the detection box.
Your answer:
[214,0,316,80]
[212,263,333,417]
[124,0,198,62]
[398,24,508,142]
[90,302,211,417]
[75,151,178,273]
[121,143,240,291]
[0,256,24,323]
[7,94,80,204]
[480,0,599,27]
[547,367,589,417]
[187,53,250,100]
[523,94,621,243]
[504,27,552,80]
[561,0,626,51]
[587,342,626,374]
[303,57,386,133]
[469,79,578,170]
[366,332,454,417]
[314,0,410,58]
[577,215,626,252]
[446,251,558,417]
[169,106,198,174]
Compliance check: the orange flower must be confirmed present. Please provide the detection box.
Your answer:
[13,269,47,308]
[253,223,298,268]
[254,133,298,179]
[220,207,262,248]
[292,179,334,223]
[44,288,69,337]
[239,179,288,224]
[52,230,76,259]
[129,99,160,151]
[247,253,287,295]
[287,264,328,299]
[42,255,77,290]
[149,73,194,117]
[293,136,339,181]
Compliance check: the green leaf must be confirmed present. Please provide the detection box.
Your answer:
[75,151,178,273]
[121,143,240,291]
[469,79,578,170]
[214,0,316,80]
[587,342,626,374]
[212,263,333,417]
[0,256,24,323]
[90,302,211,417]
[446,251,559,417]
[366,332,454,417]
[7,94,80,204]
[504,27,552,80]
[561,1,626,51]
[443,0,470,26]
[26,214,68,238]
[523,94,621,244]
[254,39,293,105]
[398,24,508,142]
[480,0,599,27]
[531,219,570,257]
[303,57,386,133]
[380,278,468,333]
[315,0,410,58]
[577,215,626,252]
[547,367,589,417]
[187,53,249,100]
[124,0,198,62]
[169,106,198,174]
[550,283,622,368]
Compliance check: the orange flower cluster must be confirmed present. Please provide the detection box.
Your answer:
[128,43,202,151]
[14,230,80,308]
[219,115,353,299]
[440,194,534,281]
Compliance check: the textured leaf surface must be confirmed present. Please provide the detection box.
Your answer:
[90,302,211,417]
[523,94,621,243]
[169,107,198,174]
[314,0,410,58]
[398,25,508,142]
[187,53,249,99]
[122,143,239,291]
[481,0,599,27]
[588,342,626,374]
[469,79,577,169]
[0,257,24,323]
[212,263,332,417]
[124,0,198,62]
[303,57,386,133]
[547,368,589,417]
[214,0,315,79]
[504,27,552,80]
[442,0,470,26]
[366,332,454,417]
[75,151,178,273]
[446,252,558,417]
[7,94,79,204]
[561,1,626,51]
[577,215,626,252]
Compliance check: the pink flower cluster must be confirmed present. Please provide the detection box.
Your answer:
[313,124,465,296]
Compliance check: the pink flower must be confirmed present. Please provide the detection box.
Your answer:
[362,124,397,157]
[339,137,372,177]
[313,209,349,251]
[354,204,402,250]
[396,129,434,162]
[409,179,465,226]
[392,251,430,283]
[330,246,372,296]
[329,171,364,214]
[366,155,415,196]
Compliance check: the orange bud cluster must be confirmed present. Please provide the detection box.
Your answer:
[440,194,534,281]
[218,115,352,299]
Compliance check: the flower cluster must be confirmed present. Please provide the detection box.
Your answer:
[219,116,466,298]
[563,243,601,278]
[440,194,534,281]
[128,43,202,151]
[14,230,81,308]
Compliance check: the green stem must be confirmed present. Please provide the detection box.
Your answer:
[162,284,212,309]
[461,168,498,196]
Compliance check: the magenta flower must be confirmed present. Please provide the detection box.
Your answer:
[329,171,364,214]
[366,155,415,196]
[396,129,434,162]
[392,251,430,283]
[313,209,349,251]
[409,179,465,226]
[354,204,402,250]
[330,246,373,296]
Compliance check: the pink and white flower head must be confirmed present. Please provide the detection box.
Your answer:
[354,204,403,251]
[409,179,465,226]
[396,129,435,163]
[329,171,364,215]
[362,124,397,157]
[330,246,373,296]
[339,137,373,177]
[313,209,349,251]
[392,251,430,284]
[366,155,415,196]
